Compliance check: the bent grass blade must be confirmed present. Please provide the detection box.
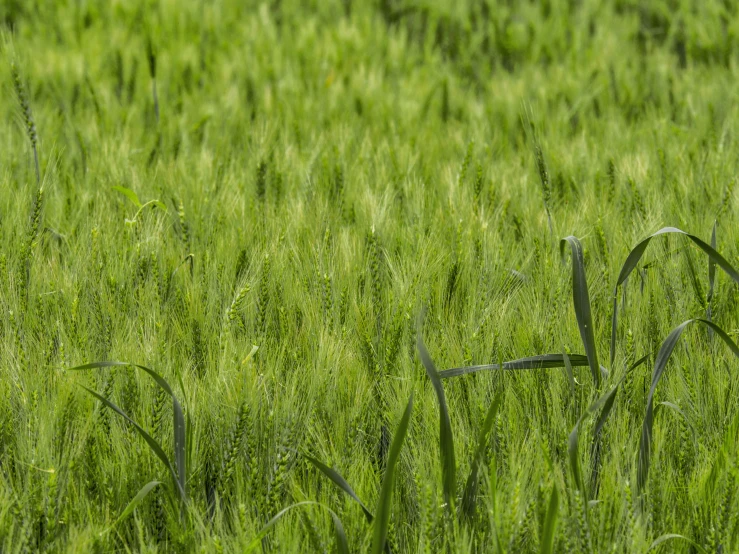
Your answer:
[610,227,739,367]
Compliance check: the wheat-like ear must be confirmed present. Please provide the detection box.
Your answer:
[11,62,40,185]
[10,62,44,315]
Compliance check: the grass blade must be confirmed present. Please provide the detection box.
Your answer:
[567,421,585,495]
[610,227,739,366]
[440,353,589,379]
[540,486,559,554]
[76,384,184,502]
[707,221,717,334]
[173,400,187,502]
[304,454,374,523]
[245,501,348,553]
[586,358,649,497]
[648,534,707,553]
[107,480,160,531]
[332,512,350,554]
[417,334,456,511]
[461,389,503,519]
[587,384,618,498]
[131,362,189,503]
[560,236,600,388]
[568,387,616,496]
[637,321,690,493]
[371,393,413,554]
[70,361,187,503]
[638,319,739,493]
[569,354,648,498]
[708,221,717,299]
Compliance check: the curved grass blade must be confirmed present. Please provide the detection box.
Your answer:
[709,221,717,299]
[70,361,187,503]
[638,319,739,493]
[417,335,456,511]
[245,501,348,554]
[589,355,647,497]
[332,511,350,554]
[647,533,707,553]
[560,236,600,388]
[568,386,615,495]
[77,384,184,502]
[371,393,413,554]
[587,386,617,498]
[304,454,374,523]
[440,353,589,379]
[164,253,195,302]
[127,199,168,224]
[106,480,160,532]
[610,227,739,366]
[540,486,559,554]
[461,389,503,520]
[569,354,648,498]
[707,221,717,335]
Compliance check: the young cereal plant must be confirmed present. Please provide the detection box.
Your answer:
[69,362,189,520]
[442,225,739,505]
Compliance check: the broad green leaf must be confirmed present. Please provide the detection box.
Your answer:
[560,236,600,388]
[418,334,456,511]
[371,394,413,554]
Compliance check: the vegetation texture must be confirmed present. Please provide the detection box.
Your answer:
[1,1,739,552]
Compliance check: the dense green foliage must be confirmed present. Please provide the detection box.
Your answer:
[2,0,739,551]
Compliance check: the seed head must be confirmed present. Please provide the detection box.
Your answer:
[11,63,37,150]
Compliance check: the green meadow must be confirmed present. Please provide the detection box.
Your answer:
[2,1,739,551]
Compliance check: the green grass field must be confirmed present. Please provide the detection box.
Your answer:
[2,1,739,552]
